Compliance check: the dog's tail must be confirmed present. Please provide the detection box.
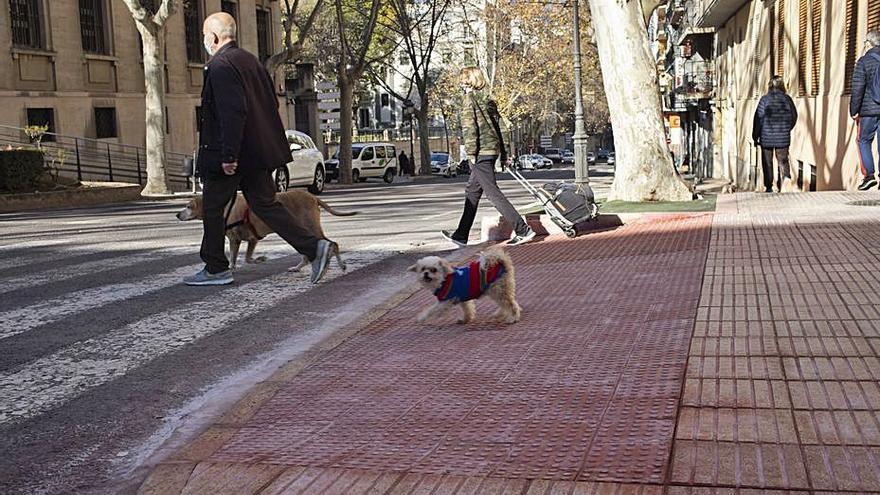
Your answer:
[315,198,359,216]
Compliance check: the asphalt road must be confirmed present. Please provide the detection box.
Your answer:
[0,165,608,494]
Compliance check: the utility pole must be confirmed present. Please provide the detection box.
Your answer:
[572,0,589,185]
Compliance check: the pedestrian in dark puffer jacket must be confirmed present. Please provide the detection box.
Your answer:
[850,31,880,190]
[753,75,798,193]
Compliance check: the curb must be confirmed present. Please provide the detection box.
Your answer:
[131,245,486,494]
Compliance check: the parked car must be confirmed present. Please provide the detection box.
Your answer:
[430,152,457,177]
[274,130,326,194]
[607,151,616,165]
[596,148,610,162]
[544,148,562,163]
[561,150,574,164]
[542,147,563,163]
[586,151,596,164]
[324,142,399,183]
[517,154,552,170]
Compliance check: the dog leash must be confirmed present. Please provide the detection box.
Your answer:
[223,196,263,239]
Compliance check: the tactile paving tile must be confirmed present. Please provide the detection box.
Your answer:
[207,215,713,483]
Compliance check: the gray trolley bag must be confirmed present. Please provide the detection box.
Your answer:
[506,167,599,238]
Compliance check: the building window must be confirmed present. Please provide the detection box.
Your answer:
[797,0,808,96]
[94,107,117,138]
[775,0,785,78]
[256,8,270,62]
[79,0,108,54]
[184,0,203,63]
[810,0,822,96]
[221,1,237,22]
[26,108,55,142]
[140,0,157,13]
[381,94,390,107]
[844,0,859,95]
[869,0,880,32]
[9,0,43,49]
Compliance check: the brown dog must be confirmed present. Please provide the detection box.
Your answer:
[176,190,357,271]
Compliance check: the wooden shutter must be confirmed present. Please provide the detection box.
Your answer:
[845,0,859,95]
[869,0,880,32]
[810,0,822,96]
[777,0,785,77]
[797,0,808,96]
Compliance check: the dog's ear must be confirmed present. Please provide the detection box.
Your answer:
[407,264,419,272]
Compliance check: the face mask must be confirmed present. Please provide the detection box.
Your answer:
[204,35,215,56]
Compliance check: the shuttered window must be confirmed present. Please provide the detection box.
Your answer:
[776,0,785,77]
[869,0,880,32]
[797,0,808,96]
[810,0,822,96]
[845,0,859,95]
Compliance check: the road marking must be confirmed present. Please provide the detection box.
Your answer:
[0,249,190,295]
[0,249,391,425]
[0,247,294,340]
[419,211,453,221]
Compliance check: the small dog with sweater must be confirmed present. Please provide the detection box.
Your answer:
[409,247,520,325]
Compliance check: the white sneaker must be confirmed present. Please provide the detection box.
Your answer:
[507,228,536,246]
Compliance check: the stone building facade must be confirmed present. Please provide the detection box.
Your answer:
[695,0,875,191]
[0,0,283,155]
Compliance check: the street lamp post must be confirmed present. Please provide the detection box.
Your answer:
[571,0,590,186]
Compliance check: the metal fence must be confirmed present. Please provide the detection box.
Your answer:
[0,125,192,191]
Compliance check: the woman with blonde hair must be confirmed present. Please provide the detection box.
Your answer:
[441,67,535,247]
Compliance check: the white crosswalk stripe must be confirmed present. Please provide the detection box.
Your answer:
[0,249,186,295]
[0,247,299,340]
[0,249,391,424]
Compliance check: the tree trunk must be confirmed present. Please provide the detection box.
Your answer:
[138,25,171,195]
[337,76,355,184]
[416,105,431,176]
[587,0,691,202]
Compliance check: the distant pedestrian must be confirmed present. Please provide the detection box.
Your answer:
[441,67,535,247]
[753,75,798,193]
[850,30,880,190]
[398,151,411,176]
[186,12,335,286]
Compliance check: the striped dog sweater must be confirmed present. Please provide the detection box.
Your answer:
[434,260,507,302]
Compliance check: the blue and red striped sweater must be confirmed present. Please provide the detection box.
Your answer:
[434,260,507,302]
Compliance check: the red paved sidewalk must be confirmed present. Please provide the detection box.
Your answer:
[139,213,712,494]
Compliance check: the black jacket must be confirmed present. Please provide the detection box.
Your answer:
[850,46,880,117]
[752,89,798,148]
[197,43,291,175]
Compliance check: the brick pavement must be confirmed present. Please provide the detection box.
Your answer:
[138,192,880,494]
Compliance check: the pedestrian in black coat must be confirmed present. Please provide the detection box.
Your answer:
[184,12,335,286]
[753,76,798,192]
[398,151,410,176]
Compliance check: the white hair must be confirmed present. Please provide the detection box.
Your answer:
[868,30,880,48]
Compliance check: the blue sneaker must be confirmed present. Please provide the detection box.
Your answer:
[183,269,234,286]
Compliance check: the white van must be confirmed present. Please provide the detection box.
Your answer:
[351,142,398,183]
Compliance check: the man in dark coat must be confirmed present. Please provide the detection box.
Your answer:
[850,31,880,190]
[185,12,335,286]
[753,75,798,193]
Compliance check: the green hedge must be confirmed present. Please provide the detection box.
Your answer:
[0,149,45,193]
